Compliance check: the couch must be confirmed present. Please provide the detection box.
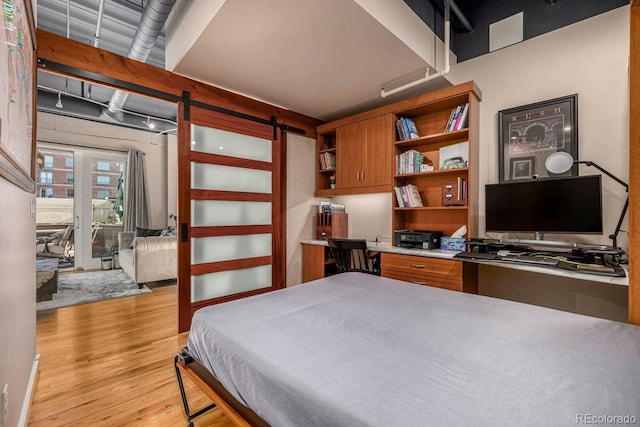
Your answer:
[118,232,177,287]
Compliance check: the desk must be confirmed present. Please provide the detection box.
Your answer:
[302,240,478,293]
[301,239,628,286]
[301,240,629,321]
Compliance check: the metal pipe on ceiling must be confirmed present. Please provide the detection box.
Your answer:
[381,0,452,97]
[88,0,106,99]
[106,0,177,117]
[450,0,473,33]
[93,0,106,47]
[66,0,70,38]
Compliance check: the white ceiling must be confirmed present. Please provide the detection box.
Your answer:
[167,0,453,121]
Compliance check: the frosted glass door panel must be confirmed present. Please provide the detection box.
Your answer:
[191,200,272,226]
[192,265,272,302]
[191,125,272,162]
[191,163,272,193]
[191,234,272,264]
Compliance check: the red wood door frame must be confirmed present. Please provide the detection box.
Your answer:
[177,103,286,332]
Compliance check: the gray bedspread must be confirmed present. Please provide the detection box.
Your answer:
[187,272,640,427]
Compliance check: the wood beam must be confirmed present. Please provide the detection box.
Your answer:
[629,1,639,325]
[35,29,321,138]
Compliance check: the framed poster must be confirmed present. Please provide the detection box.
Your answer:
[498,94,578,183]
[0,0,36,192]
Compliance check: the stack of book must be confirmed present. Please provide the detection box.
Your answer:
[394,184,424,208]
[396,149,425,174]
[319,152,336,170]
[444,103,469,132]
[395,117,420,140]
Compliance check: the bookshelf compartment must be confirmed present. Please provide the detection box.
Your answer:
[392,82,480,239]
[393,208,469,237]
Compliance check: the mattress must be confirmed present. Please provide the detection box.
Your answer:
[187,272,640,427]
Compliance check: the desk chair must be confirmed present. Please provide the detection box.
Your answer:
[327,238,380,276]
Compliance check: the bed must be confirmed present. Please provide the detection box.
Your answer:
[176,272,640,426]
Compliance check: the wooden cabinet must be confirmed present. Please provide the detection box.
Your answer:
[392,83,481,237]
[337,115,393,189]
[381,253,477,293]
[316,115,393,196]
[302,243,336,283]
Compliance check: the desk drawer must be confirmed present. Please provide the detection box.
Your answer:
[381,253,462,280]
[382,267,463,291]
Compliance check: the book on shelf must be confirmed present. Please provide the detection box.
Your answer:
[395,117,419,140]
[444,103,469,132]
[454,103,469,130]
[439,141,469,170]
[394,184,424,208]
[319,151,336,170]
[396,149,424,174]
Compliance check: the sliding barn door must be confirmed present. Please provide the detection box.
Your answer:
[177,103,285,332]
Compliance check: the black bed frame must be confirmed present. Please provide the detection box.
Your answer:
[174,348,270,427]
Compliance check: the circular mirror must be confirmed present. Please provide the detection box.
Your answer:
[545,152,574,174]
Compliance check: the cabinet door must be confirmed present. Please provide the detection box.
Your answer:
[336,122,363,188]
[362,115,392,187]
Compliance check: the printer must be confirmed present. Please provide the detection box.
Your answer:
[394,230,443,250]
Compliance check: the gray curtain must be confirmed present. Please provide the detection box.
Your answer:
[123,150,151,232]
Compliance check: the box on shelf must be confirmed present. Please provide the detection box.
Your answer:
[316,212,348,240]
[440,237,467,252]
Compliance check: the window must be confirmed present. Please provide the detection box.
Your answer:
[96,175,110,185]
[66,189,74,198]
[120,163,125,172]
[97,161,110,171]
[44,156,53,168]
[97,190,110,199]
[40,188,53,198]
[66,173,74,183]
[66,157,74,168]
[40,172,53,184]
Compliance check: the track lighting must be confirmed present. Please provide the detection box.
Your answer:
[56,91,64,108]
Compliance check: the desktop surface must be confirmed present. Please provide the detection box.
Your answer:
[301,240,628,286]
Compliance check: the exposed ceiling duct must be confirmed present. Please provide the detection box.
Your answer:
[105,0,177,117]
[39,89,176,135]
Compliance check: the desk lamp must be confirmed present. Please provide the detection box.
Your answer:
[545,152,628,248]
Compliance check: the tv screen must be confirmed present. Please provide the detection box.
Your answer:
[485,175,603,234]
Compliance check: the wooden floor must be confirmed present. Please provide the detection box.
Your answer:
[29,282,234,427]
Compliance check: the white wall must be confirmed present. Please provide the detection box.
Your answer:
[331,193,392,241]
[37,113,170,228]
[0,179,36,427]
[166,134,178,225]
[447,6,630,250]
[286,133,319,286]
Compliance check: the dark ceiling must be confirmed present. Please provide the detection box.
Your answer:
[404,0,629,62]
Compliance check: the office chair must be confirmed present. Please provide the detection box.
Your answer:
[327,238,380,276]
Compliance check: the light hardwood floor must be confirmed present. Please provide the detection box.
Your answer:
[29,282,234,427]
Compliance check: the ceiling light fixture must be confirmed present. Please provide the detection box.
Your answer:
[56,91,64,108]
[144,115,156,129]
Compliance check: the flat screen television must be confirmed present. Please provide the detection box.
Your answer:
[485,175,603,235]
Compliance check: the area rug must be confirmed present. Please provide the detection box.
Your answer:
[36,269,151,311]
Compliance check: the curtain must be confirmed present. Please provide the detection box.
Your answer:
[123,150,151,232]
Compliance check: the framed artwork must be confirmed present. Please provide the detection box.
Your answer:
[510,156,536,180]
[0,0,36,192]
[498,94,578,183]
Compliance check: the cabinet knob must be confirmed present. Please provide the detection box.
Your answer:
[410,263,425,269]
[410,281,426,285]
